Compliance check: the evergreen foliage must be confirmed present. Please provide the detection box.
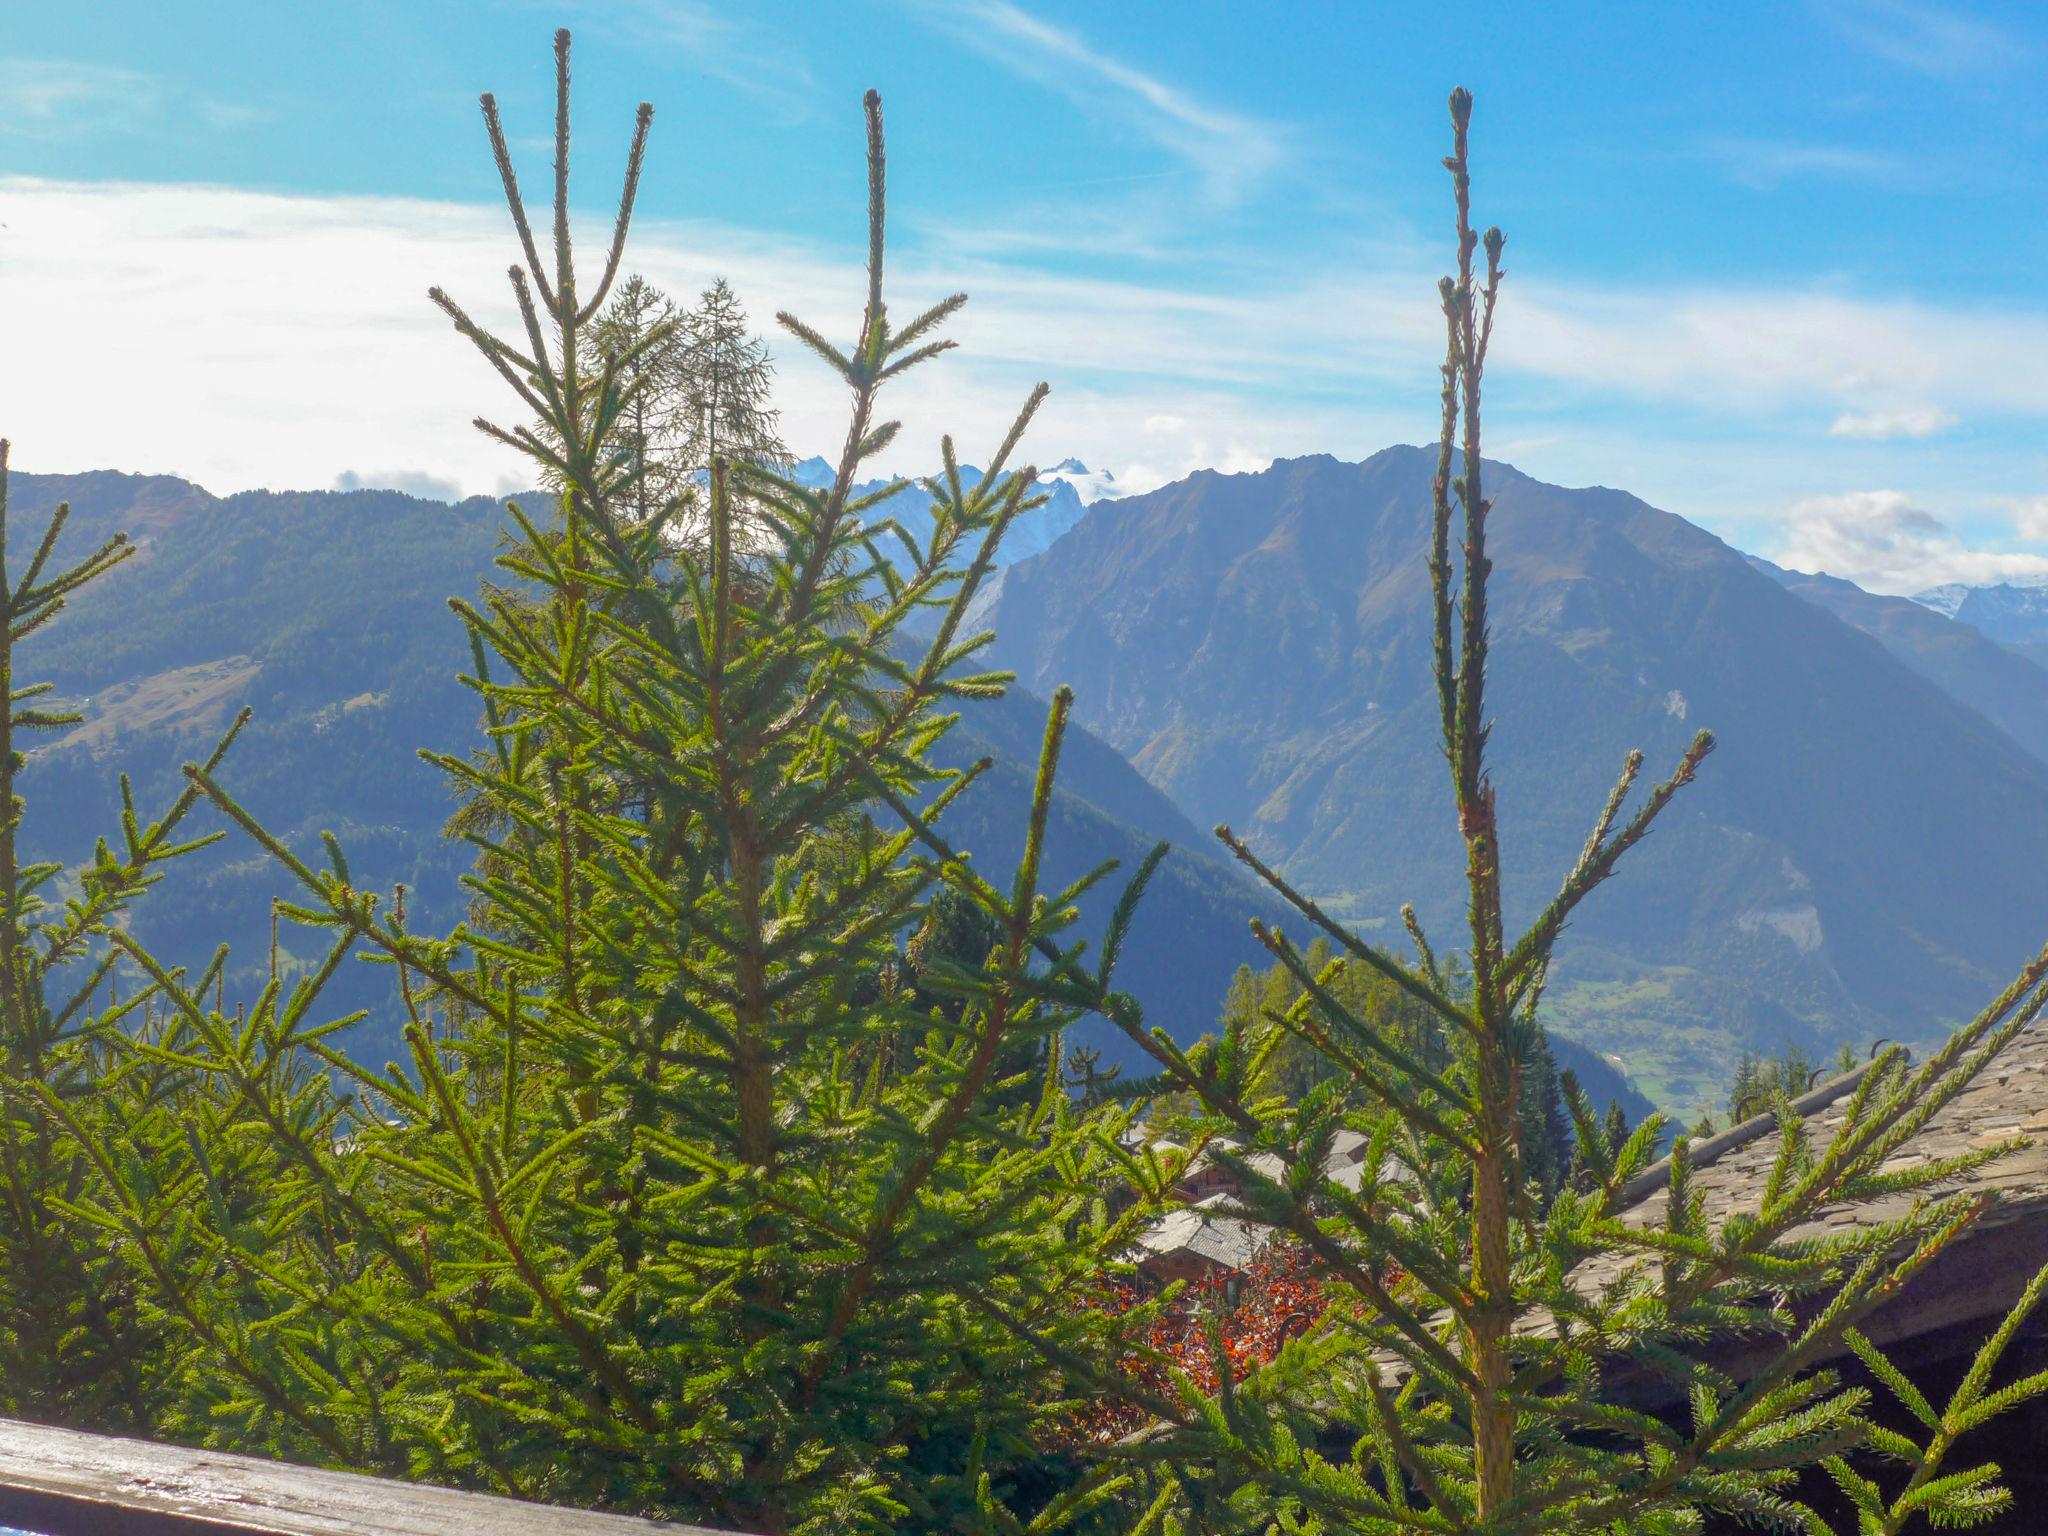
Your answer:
[1213,940,1572,1196]
[581,272,790,528]
[1728,1043,1862,1125]
[586,274,688,523]
[1823,1267,2048,1533]
[676,276,787,482]
[0,442,243,1430]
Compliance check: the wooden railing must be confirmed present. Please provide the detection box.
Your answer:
[0,1418,734,1535]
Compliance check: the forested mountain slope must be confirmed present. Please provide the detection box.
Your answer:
[969,447,2048,1108]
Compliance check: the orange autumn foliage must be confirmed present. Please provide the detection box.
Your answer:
[1067,1238,1334,1443]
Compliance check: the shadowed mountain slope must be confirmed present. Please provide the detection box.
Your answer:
[1758,561,2048,768]
[11,470,1537,1096]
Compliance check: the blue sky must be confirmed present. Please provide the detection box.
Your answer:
[3,0,2047,591]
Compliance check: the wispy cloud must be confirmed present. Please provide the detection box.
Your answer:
[1694,135,1919,191]
[0,58,266,140]
[195,97,268,131]
[1774,489,2048,592]
[0,59,157,137]
[1501,283,2048,426]
[916,1,1286,205]
[567,1,816,119]
[1829,406,1955,439]
[1817,0,2019,76]
[333,468,468,503]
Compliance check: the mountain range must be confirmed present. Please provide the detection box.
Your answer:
[1912,579,2048,669]
[44,443,2048,1119]
[785,454,1110,566]
[968,447,2048,1111]
[6,466,1448,1099]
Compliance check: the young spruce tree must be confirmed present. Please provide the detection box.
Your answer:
[48,32,1160,1536]
[1056,90,2048,1535]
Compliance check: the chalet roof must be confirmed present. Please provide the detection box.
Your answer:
[1328,1127,1370,1167]
[1135,1197,1264,1272]
[1574,1023,2048,1304]
[1129,1126,1376,1274]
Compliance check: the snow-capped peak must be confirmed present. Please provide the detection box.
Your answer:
[1042,459,1120,504]
[1912,583,1969,618]
[1912,576,2048,622]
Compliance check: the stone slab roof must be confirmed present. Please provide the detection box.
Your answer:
[1135,1196,1265,1272]
[1573,1022,2048,1305]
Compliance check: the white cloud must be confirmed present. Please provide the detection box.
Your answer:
[1502,283,2048,422]
[0,178,529,498]
[2005,497,2048,541]
[1112,410,1274,495]
[334,468,468,502]
[1773,489,2048,593]
[5,174,2048,526]
[916,1,1286,205]
[1828,406,1955,439]
[0,175,1379,499]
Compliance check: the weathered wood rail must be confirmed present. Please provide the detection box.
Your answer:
[0,1419,735,1535]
